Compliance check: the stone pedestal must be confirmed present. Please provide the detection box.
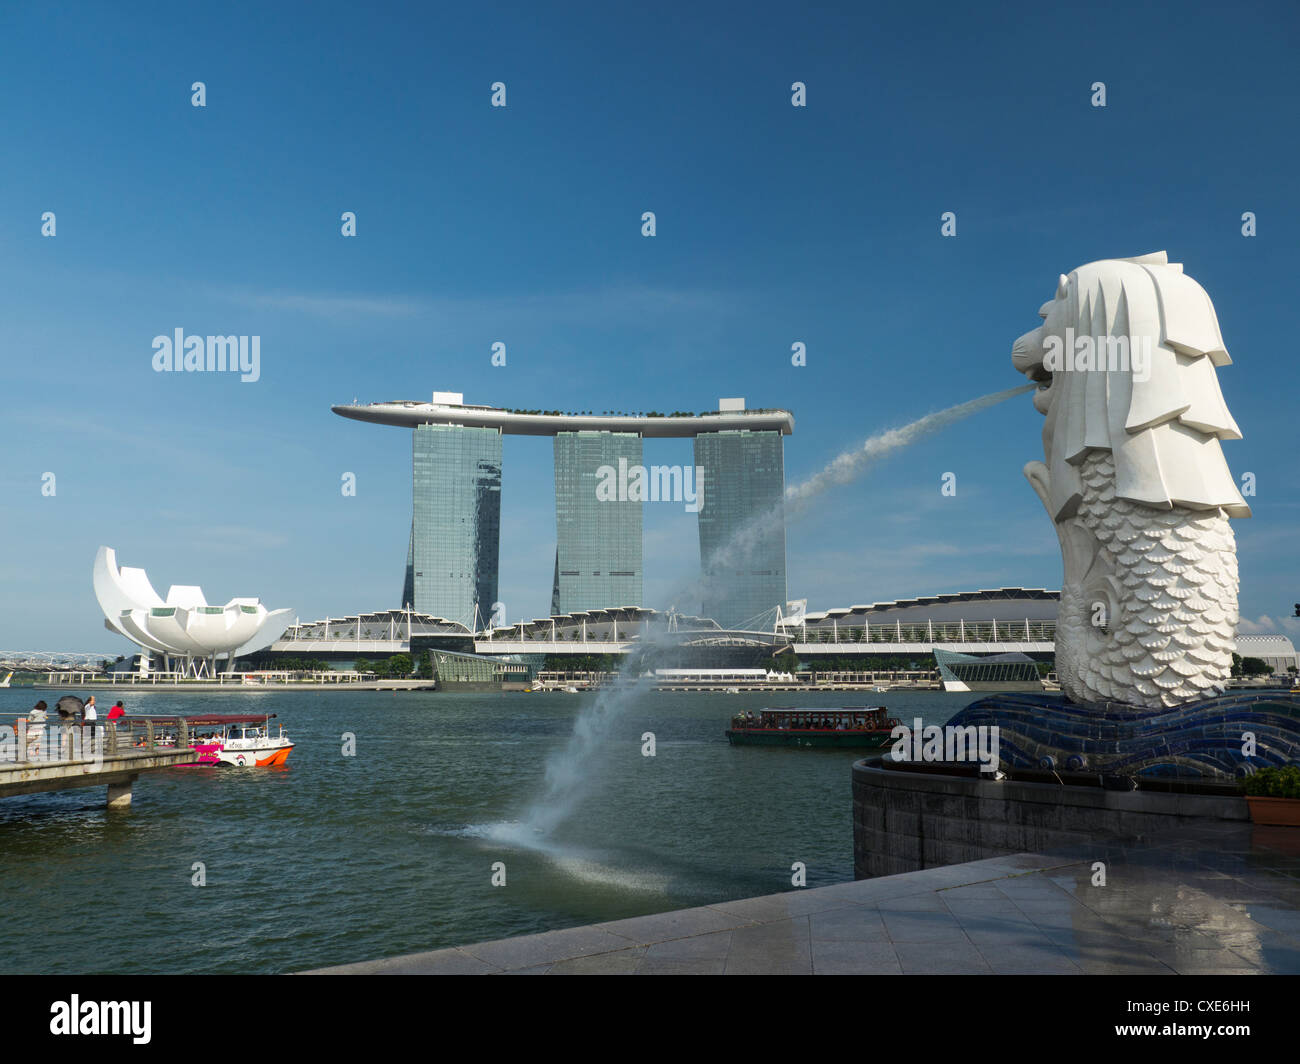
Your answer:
[852,758,1249,879]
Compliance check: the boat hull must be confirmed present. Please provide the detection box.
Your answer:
[177,740,294,767]
[216,741,293,767]
[726,729,895,749]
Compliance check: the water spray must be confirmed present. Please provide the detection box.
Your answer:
[701,383,1036,592]
[516,383,1035,839]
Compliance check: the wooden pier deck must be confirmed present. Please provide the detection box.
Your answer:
[2,720,201,807]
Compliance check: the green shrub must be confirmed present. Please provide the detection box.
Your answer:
[1243,765,1300,798]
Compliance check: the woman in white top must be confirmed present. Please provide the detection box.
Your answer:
[26,701,47,758]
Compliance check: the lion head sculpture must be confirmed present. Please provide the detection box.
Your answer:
[1012,250,1250,522]
[1011,252,1249,709]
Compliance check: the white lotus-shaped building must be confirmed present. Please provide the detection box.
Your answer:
[94,546,293,674]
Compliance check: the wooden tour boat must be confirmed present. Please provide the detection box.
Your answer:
[726,706,901,748]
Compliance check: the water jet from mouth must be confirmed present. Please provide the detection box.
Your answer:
[516,383,1035,839]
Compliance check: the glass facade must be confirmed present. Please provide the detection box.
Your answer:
[429,648,539,686]
[410,424,502,627]
[552,431,643,613]
[693,430,787,628]
[400,526,414,608]
[933,648,1045,691]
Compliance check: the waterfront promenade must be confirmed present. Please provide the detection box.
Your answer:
[31,672,435,692]
[306,821,1300,975]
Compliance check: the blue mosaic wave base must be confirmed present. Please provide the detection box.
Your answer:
[945,690,1300,779]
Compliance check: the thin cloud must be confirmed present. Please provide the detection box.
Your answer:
[1237,614,1300,635]
[220,289,427,319]
[181,524,291,554]
[212,282,739,325]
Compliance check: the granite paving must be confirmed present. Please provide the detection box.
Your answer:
[302,823,1300,975]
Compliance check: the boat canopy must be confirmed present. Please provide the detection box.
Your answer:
[135,714,277,726]
[756,707,885,716]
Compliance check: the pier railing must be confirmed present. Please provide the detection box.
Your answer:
[1,714,199,765]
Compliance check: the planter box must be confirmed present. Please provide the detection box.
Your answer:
[1246,796,1300,826]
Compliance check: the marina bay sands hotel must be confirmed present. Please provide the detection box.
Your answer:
[332,392,794,630]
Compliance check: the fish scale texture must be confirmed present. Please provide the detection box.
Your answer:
[1057,451,1237,707]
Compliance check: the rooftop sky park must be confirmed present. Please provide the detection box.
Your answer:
[333,392,795,630]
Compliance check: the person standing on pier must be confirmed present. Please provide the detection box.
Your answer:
[106,700,125,748]
[26,701,47,758]
[82,695,98,741]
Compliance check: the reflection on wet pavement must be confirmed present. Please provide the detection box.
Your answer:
[308,822,1300,974]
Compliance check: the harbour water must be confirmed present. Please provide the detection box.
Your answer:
[0,687,977,974]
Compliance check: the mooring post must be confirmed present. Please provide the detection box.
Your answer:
[146,720,155,749]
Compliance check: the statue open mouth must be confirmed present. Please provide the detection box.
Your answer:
[1026,366,1053,412]
[1011,322,1052,413]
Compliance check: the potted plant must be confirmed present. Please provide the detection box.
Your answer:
[1242,765,1300,826]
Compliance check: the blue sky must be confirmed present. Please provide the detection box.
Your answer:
[1,0,1296,652]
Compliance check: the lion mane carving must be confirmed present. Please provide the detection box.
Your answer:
[1012,251,1250,709]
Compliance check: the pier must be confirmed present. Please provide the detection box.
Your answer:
[2,717,199,807]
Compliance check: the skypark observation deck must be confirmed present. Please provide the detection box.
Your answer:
[330,401,795,437]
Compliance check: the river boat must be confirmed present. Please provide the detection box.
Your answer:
[139,713,294,767]
[726,706,901,748]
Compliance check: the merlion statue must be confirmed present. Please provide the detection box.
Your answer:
[1011,252,1250,709]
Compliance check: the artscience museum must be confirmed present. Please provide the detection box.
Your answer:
[93,546,293,676]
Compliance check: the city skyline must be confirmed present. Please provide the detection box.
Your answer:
[2,2,1296,652]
